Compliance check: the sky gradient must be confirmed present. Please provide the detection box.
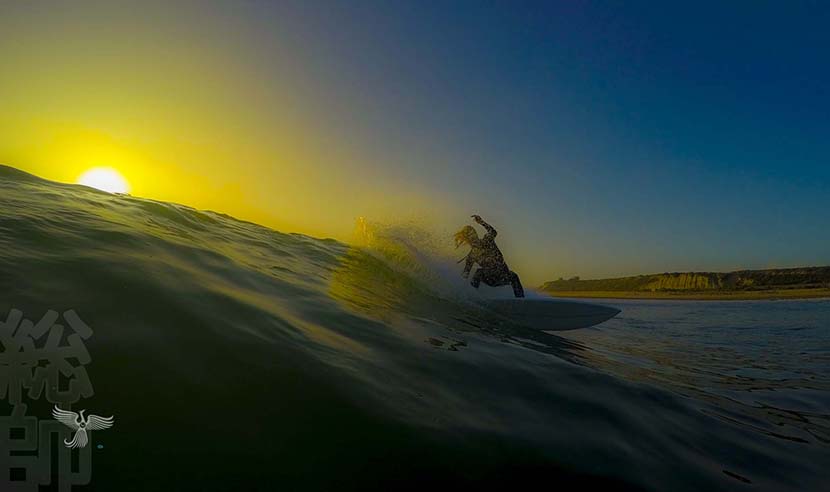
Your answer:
[1,1,828,284]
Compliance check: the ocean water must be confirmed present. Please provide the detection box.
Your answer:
[1,164,828,491]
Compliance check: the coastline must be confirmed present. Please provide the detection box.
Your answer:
[543,288,830,301]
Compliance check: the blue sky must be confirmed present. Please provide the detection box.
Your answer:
[261,1,830,278]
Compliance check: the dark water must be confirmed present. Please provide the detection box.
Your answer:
[1,165,828,491]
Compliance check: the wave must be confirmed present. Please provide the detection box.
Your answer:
[1,164,827,491]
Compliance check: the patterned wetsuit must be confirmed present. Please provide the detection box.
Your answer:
[462,221,524,297]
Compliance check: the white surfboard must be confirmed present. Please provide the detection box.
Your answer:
[482,298,620,331]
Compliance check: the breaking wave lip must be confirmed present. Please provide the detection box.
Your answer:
[347,216,555,303]
[2,164,829,491]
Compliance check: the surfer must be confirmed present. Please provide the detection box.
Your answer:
[455,215,525,298]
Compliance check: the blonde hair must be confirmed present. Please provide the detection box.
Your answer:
[454,225,478,248]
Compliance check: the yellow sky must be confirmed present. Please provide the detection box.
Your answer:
[0,3,453,243]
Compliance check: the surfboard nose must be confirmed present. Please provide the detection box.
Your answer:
[564,301,621,321]
[483,298,621,331]
[602,305,622,317]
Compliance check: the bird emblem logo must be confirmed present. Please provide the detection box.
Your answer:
[52,405,115,449]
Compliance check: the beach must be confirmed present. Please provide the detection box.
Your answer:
[546,288,830,301]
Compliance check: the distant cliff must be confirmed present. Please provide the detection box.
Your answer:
[540,267,830,293]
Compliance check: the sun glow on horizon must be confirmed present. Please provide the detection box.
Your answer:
[76,167,131,194]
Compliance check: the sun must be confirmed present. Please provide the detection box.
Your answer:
[76,167,131,194]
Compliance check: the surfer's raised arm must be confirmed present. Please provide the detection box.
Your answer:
[472,215,497,239]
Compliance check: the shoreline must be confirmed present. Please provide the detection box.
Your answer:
[542,288,830,301]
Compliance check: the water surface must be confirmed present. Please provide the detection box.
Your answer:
[1,165,827,491]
